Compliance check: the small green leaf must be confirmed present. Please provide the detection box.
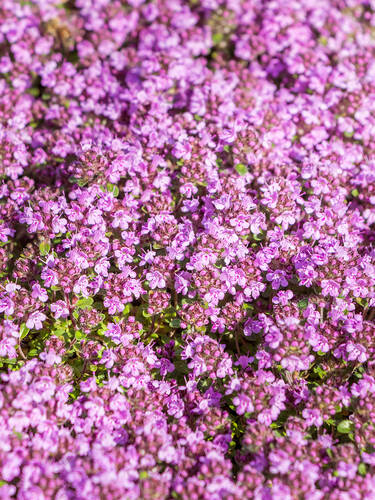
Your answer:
[106,183,119,197]
[76,178,88,187]
[313,365,326,379]
[75,297,94,310]
[235,163,248,176]
[212,33,223,45]
[358,463,367,476]
[122,303,131,316]
[169,318,181,328]
[298,298,308,310]
[142,309,152,319]
[139,471,148,480]
[20,323,30,340]
[75,330,86,340]
[27,87,40,97]
[253,231,265,241]
[351,189,359,197]
[39,240,51,256]
[242,303,253,310]
[337,420,352,434]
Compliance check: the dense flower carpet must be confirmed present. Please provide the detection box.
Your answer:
[1,0,375,498]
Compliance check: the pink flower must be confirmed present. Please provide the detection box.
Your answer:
[146,271,166,289]
[321,279,340,297]
[233,394,254,415]
[31,284,48,303]
[266,270,288,290]
[172,140,192,160]
[346,342,368,363]
[26,311,46,330]
[50,301,69,320]
[302,408,323,427]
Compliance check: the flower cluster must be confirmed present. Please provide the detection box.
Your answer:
[0,0,375,498]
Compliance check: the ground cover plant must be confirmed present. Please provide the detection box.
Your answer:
[0,0,375,498]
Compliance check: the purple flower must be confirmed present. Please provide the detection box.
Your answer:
[26,311,46,330]
[146,271,166,289]
[31,284,48,303]
[302,409,323,427]
[233,394,254,415]
[50,300,69,320]
[266,270,288,290]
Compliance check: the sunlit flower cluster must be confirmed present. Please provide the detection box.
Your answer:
[0,0,375,498]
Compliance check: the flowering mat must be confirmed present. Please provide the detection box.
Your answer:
[1,0,375,498]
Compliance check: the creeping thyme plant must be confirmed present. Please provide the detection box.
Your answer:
[1,0,375,498]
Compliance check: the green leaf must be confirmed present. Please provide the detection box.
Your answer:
[358,463,367,476]
[139,471,148,480]
[337,420,352,434]
[313,365,326,379]
[27,87,40,97]
[106,183,119,197]
[351,189,359,198]
[298,298,308,310]
[39,240,51,256]
[253,231,265,241]
[76,178,88,187]
[20,323,30,340]
[235,163,248,176]
[212,33,223,45]
[0,480,7,487]
[13,431,23,440]
[242,303,253,310]
[75,297,94,310]
[273,429,285,437]
[75,330,86,340]
[122,303,131,316]
[169,318,181,328]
